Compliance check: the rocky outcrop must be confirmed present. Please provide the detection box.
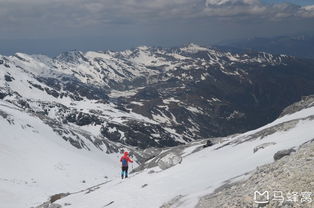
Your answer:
[34,203,62,208]
[203,140,214,148]
[0,88,9,99]
[273,148,296,161]
[197,140,314,208]
[158,152,182,170]
[4,74,14,82]
[38,76,109,101]
[65,111,103,126]
[34,192,69,208]
[280,95,314,117]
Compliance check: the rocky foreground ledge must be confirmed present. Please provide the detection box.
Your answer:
[197,139,314,208]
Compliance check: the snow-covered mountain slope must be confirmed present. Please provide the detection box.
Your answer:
[2,44,314,150]
[0,100,120,208]
[32,96,314,208]
[0,54,184,149]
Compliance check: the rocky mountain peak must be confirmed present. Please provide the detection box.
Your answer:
[56,50,86,64]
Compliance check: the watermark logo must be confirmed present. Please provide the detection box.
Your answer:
[273,191,284,203]
[254,190,312,205]
[300,192,313,203]
[254,191,269,204]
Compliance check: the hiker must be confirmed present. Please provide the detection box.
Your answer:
[120,151,133,179]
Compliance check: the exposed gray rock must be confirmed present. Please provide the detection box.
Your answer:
[133,138,223,173]
[143,148,162,159]
[203,140,214,148]
[4,74,14,82]
[50,193,70,203]
[273,148,296,161]
[280,95,314,117]
[48,204,62,208]
[160,195,184,208]
[35,202,62,208]
[158,152,182,170]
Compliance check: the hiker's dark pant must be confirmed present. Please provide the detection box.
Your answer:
[121,166,129,178]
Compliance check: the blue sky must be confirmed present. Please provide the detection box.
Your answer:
[0,0,313,56]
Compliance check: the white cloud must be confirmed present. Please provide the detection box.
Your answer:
[205,0,260,6]
[0,0,313,37]
[299,5,314,17]
[202,0,314,19]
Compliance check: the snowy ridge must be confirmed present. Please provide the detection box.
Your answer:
[1,44,289,89]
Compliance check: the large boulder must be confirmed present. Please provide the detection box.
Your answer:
[158,152,182,170]
[273,148,296,161]
[142,148,162,160]
[203,140,214,148]
[48,204,62,208]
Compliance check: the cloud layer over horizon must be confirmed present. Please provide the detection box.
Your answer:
[0,0,313,55]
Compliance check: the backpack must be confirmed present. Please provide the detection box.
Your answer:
[121,158,128,167]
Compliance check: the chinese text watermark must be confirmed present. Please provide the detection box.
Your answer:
[254,190,312,205]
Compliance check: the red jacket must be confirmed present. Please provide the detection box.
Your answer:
[120,152,133,167]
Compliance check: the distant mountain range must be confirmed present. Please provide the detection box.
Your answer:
[1,43,314,150]
[218,35,314,59]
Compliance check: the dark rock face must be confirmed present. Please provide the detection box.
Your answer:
[45,88,60,98]
[62,136,84,149]
[101,120,182,149]
[125,57,314,139]
[274,148,296,161]
[4,74,14,82]
[65,112,103,126]
[203,140,213,148]
[135,87,160,100]
[38,76,109,101]
[28,81,44,91]
[0,93,6,99]
[17,99,30,109]
[0,89,9,99]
